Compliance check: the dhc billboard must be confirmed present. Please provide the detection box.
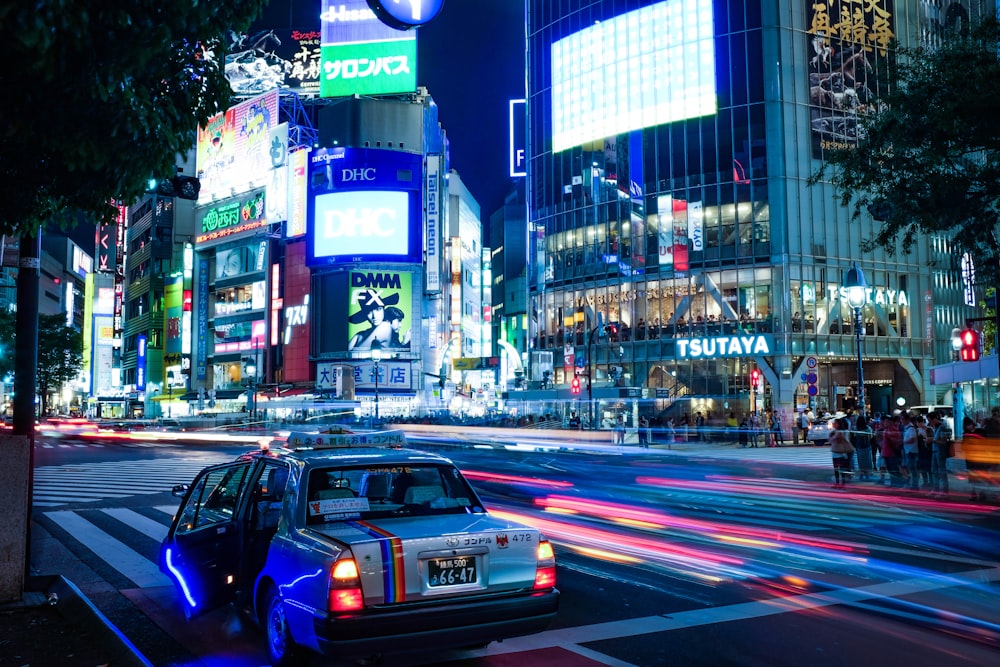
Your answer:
[306,147,423,266]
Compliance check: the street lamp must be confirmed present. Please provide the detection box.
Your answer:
[244,358,257,424]
[371,348,382,426]
[844,262,868,417]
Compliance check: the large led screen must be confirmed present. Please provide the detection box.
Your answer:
[550,0,716,152]
[312,190,413,260]
[306,147,422,265]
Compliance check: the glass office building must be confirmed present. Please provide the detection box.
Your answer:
[525,0,986,427]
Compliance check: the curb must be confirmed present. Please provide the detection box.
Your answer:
[26,574,153,667]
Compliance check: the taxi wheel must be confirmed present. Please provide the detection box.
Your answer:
[265,586,306,667]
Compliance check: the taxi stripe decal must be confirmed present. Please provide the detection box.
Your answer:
[348,521,406,602]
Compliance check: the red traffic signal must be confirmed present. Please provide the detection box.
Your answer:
[960,328,981,362]
[571,376,581,395]
[750,369,761,387]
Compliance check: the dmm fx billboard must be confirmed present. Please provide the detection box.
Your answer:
[674,334,774,360]
[307,147,422,265]
[347,270,412,352]
[319,0,417,97]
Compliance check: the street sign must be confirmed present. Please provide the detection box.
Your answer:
[806,356,817,369]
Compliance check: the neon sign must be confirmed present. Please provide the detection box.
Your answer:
[676,335,773,359]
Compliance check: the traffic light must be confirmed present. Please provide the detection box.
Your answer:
[960,328,981,362]
[750,368,761,388]
[571,375,581,395]
[148,175,201,200]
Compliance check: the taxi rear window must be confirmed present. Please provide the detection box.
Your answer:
[305,463,483,524]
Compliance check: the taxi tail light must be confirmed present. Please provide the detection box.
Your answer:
[329,554,364,612]
[533,539,556,590]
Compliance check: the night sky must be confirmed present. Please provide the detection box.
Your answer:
[260,0,526,216]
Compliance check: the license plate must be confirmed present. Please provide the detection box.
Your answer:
[427,556,477,587]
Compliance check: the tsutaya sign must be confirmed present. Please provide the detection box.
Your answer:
[827,286,909,307]
[676,334,773,359]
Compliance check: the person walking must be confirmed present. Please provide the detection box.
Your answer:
[749,412,760,447]
[915,415,933,489]
[853,414,874,480]
[901,411,920,490]
[880,414,904,487]
[829,417,855,487]
[613,416,626,445]
[769,411,784,447]
[738,416,750,448]
[928,411,953,498]
[638,416,650,448]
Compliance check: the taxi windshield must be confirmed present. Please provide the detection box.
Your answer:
[304,463,484,524]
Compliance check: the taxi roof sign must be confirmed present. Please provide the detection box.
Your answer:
[283,430,407,450]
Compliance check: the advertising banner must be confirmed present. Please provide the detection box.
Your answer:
[286,148,310,238]
[266,123,289,224]
[806,0,895,158]
[319,0,416,98]
[226,28,321,97]
[196,259,209,381]
[425,154,441,291]
[215,243,263,280]
[351,360,412,390]
[347,270,412,352]
[195,91,279,203]
[306,147,422,265]
[136,334,147,392]
[196,190,268,247]
[164,274,183,359]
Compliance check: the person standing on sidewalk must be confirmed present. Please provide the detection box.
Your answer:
[770,410,785,447]
[638,415,650,448]
[928,411,953,497]
[853,414,874,480]
[738,416,750,448]
[880,414,904,487]
[829,417,855,487]
[901,411,920,490]
[748,412,760,447]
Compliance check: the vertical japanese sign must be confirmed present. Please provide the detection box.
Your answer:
[806,0,895,159]
[425,154,441,292]
[136,334,147,392]
[196,259,209,381]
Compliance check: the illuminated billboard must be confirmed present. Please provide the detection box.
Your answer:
[806,0,895,158]
[195,91,279,203]
[306,147,422,265]
[550,0,716,152]
[195,190,268,247]
[320,0,417,97]
[347,270,412,352]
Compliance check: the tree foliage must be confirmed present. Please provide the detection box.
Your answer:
[0,310,82,416]
[36,314,84,417]
[0,0,267,237]
[810,17,1000,286]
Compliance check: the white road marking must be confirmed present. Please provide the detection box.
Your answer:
[45,510,171,588]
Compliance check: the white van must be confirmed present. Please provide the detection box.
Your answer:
[909,405,954,430]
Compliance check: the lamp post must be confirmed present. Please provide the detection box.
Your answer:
[245,360,257,424]
[844,262,868,417]
[371,348,382,426]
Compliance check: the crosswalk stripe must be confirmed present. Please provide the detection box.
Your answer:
[45,510,171,588]
[101,508,169,542]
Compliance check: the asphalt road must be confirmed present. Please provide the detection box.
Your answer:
[28,430,1000,666]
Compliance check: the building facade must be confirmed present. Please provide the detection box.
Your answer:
[525,0,990,428]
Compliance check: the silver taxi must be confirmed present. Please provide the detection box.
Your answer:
[159,429,559,666]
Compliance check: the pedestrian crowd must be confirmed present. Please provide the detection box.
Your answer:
[821,407,1000,500]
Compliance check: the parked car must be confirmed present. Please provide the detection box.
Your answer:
[806,416,836,445]
[160,429,559,666]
